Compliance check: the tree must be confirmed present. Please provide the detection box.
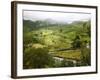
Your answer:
[23,47,55,69]
[83,21,91,37]
[72,35,81,49]
[80,42,91,66]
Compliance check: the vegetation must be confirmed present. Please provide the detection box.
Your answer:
[23,19,91,69]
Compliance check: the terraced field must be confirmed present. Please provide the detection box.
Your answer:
[53,49,81,60]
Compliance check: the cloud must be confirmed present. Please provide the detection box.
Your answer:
[23,10,91,23]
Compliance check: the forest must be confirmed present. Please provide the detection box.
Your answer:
[23,19,91,69]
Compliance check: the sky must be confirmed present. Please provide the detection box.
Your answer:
[23,10,91,23]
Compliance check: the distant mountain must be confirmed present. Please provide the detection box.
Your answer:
[23,19,68,31]
[23,19,90,32]
[71,20,90,25]
[44,19,67,24]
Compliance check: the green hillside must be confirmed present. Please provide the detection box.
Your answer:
[23,19,91,69]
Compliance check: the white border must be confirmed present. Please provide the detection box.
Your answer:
[17,3,96,76]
